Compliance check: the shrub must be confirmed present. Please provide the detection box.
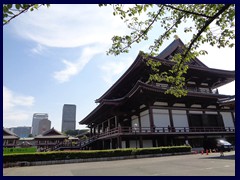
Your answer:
[3,145,191,163]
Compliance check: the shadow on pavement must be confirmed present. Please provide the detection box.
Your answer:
[200,154,235,160]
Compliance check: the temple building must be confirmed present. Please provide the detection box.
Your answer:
[34,128,68,151]
[3,128,20,148]
[79,38,235,150]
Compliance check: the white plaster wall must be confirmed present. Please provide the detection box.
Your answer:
[129,140,139,148]
[189,111,203,114]
[142,140,153,148]
[121,141,126,149]
[205,111,217,114]
[220,112,234,128]
[172,110,189,131]
[173,103,186,107]
[140,110,150,131]
[153,101,168,106]
[152,109,170,128]
[191,104,201,108]
[207,105,216,109]
[131,116,139,132]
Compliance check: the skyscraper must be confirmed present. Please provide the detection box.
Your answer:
[9,126,31,138]
[32,113,50,136]
[62,104,76,132]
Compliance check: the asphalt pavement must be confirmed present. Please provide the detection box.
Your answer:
[3,151,235,176]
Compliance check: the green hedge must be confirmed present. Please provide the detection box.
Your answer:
[3,146,191,163]
[3,147,37,154]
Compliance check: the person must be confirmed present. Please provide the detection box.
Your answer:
[220,145,224,157]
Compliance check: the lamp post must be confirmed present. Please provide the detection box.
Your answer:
[134,123,138,149]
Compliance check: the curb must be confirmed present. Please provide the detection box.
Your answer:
[3,151,193,168]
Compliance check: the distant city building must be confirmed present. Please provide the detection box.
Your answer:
[62,104,76,132]
[38,119,51,135]
[9,126,31,138]
[32,113,50,136]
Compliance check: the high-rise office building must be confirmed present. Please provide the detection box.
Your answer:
[62,104,76,132]
[9,126,31,138]
[32,113,50,136]
[38,119,51,135]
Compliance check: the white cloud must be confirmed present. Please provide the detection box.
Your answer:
[53,46,104,83]
[100,57,134,85]
[31,44,45,54]
[199,44,235,70]
[12,4,127,48]
[3,86,35,127]
[218,81,235,95]
[10,4,131,83]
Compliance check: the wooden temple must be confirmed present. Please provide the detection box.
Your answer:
[3,128,20,148]
[34,127,68,151]
[79,38,235,150]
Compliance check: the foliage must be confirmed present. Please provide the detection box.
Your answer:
[3,147,37,154]
[99,4,235,97]
[3,4,50,25]
[3,145,191,163]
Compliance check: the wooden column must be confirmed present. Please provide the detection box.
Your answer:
[186,110,191,127]
[138,114,141,132]
[231,112,235,127]
[115,116,118,128]
[168,109,174,129]
[152,138,156,147]
[149,106,154,132]
[139,136,143,148]
[90,126,93,137]
[117,136,122,148]
[93,126,96,136]
[102,122,104,132]
[108,119,111,131]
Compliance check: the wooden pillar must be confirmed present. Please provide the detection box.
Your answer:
[231,112,235,127]
[152,138,156,147]
[139,136,143,148]
[149,106,154,132]
[168,109,174,129]
[186,110,191,127]
[110,138,112,149]
[90,126,93,137]
[164,135,167,146]
[108,119,111,131]
[138,114,142,132]
[97,124,100,134]
[117,136,122,148]
[102,140,105,149]
[115,116,118,128]
[102,122,104,132]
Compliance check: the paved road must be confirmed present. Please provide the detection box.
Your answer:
[3,151,235,176]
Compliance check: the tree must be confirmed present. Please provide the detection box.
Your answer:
[3,4,50,26]
[100,4,235,97]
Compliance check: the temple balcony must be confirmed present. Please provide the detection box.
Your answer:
[79,126,235,147]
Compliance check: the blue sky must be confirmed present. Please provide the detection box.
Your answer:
[3,4,235,131]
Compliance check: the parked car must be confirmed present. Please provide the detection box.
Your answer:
[203,138,233,152]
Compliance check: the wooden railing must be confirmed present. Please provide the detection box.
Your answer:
[78,126,235,148]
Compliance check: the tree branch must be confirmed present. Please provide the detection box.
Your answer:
[163,4,214,19]
[150,15,183,54]
[120,5,164,53]
[183,4,231,59]
[3,4,35,26]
